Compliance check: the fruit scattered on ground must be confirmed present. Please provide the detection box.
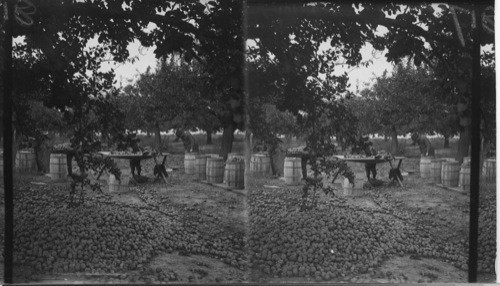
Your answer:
[13,182,247,277]
[248,182,494,281]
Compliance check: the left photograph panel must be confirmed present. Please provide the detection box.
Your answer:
[3,0,248,283]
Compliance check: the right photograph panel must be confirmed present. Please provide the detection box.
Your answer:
[245,2,495,283]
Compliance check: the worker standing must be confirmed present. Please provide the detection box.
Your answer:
[411,133,435,157]
[364,141,378,180]
[175,129,199,153]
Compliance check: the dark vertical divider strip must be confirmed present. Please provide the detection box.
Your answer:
[2,0,14,283]
[468,4,482,283]
[3,0,14,283]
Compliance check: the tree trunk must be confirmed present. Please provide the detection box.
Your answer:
[268,142,284,176]
[220,124,234,161]
[244,130,251,179]
[384,134,388,141]
[12,129,19,170]
[480,136,490,174]
[146,129,151,137]
[205,128,213,145]
[443,135,450,148]
[390,125,398,155]
[268,146,278,176]
[154,122,162,152]
[34,138,51,173]
[456,127,471,164]
[336,135,345,151]
[101,132,110,150]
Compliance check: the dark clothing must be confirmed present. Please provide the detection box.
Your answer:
[413,135,435,156]
[300,146,311,179]
[364,145,377,180]
[66,151,76,176]
[130,158,142,176]
[177,131,199,153]
[301,155,309,179]
[365,163,377,180]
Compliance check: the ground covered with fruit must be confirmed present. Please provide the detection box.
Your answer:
[11,154,247,283]
[5,156,496,283]
[248,158,495,283]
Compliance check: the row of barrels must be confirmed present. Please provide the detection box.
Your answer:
[182,154,306,186]
[183,153,273,189]
[0,150,68,180]
[420,156,496,189]
[0,150,38,176]
[3,151,306,187]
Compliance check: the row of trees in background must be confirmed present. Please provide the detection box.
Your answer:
[347,51,495,158]
[2,0,245,174]
[115,58,223,151]
[347,61,460,154]
[247,3,495,167]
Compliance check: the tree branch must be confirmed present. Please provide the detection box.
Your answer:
[246,5,464,52]
[34,2,200,36]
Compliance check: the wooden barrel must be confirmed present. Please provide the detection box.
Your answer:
[430,159,445,184]
[184,153,198,175]
[50,153,67,181]
[206,157,224,183]
[441,161,460,187]
[482,158,496,182]
[199,144,219,154]
[224,154,244,183]
[342,177,353,195]
[250,153,271,176]
[459,163,471,190]
[194,155,208,180]
[420,156,433,178]
[225,160,244,189]
[16,150,36,172]
[108,174,131,192]
[284,157,302,184]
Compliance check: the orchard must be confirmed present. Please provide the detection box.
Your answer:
[1,1,496,284]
